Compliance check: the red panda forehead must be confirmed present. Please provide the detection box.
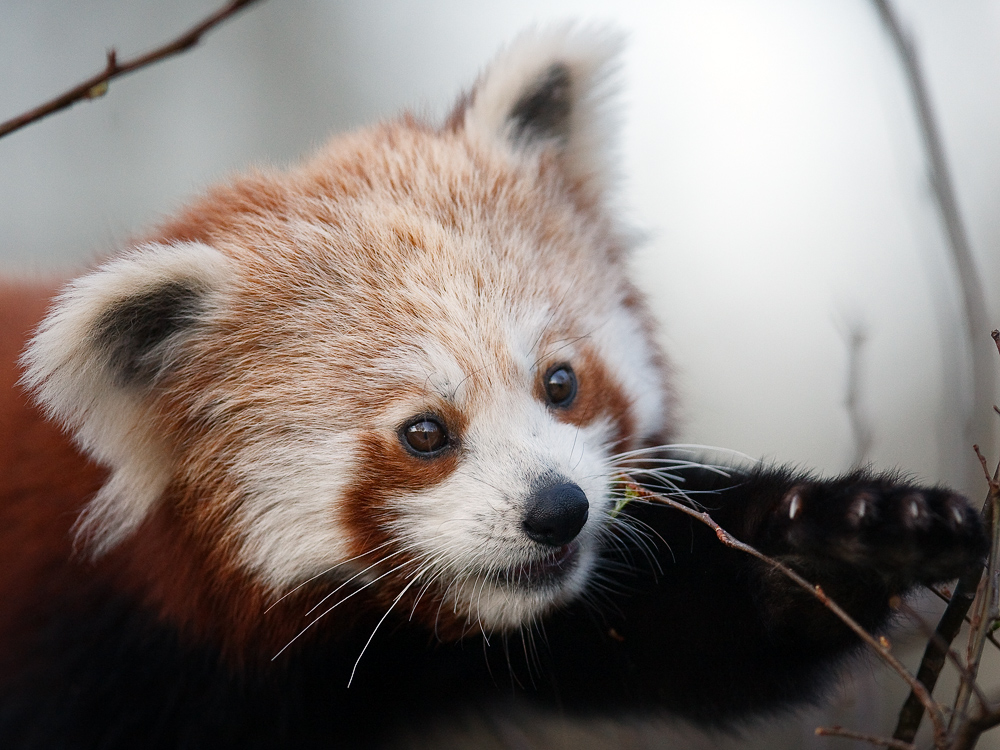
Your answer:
[155,120,644,422]
[163,120,617,272]
[357,303,628,418]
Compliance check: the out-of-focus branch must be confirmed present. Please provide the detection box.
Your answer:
[870,0,995,485]
[894,570,982,742]
[897,333,1000,747]
[0,0,263,139]
[843,322,874,469]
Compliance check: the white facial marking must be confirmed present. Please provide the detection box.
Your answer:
[387,387,616,630]
[233,430,358,591]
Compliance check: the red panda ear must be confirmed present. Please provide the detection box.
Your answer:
[451,25,624,201]
[22,241,233,554]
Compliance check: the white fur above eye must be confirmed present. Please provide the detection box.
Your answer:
[21,241,234,554]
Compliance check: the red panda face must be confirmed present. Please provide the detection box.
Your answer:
[24,28,673,640]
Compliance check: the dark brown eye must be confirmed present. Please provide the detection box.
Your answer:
[543,364,577,407]
[401,417,449,455]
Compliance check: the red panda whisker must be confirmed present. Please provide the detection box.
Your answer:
[346,574,421,689]
[612,467,685,482]
[519,620,540,689]
[605,512,670,569]
[611,457,732,473]
[568,426,585,472]
[302,545,417,617]
[527,282,579,356]
[274,557,419,660]
[447,362,491,400]
[472,567,499,635]
[610,455,719,467]
[529,329,598,373]
[408,568,448,622]
[607,444,682,460]
[608,444,744,465]
[263,539,396,614]
[634,443,757,464]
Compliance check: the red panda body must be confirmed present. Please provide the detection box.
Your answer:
[0,28,987,749]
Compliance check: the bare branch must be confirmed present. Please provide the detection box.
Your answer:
[816,725,915,750]
[930,583,1000,657]
[927,585,1000,652]
[0,0,263,139]
[948,447,1000,747]
[895,597,990,710]
[894,563,984,742]
[974,445,1000,495]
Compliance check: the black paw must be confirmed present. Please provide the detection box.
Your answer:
[770,474,987,585]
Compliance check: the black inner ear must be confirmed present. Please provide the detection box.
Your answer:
[94,280,204,387]
[509,63,572,144]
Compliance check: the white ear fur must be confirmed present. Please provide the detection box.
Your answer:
[21,241,233,554]
[460,25,624,196]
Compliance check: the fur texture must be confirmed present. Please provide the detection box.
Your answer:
[0,26,987,749]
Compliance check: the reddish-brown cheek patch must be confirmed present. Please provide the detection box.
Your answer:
[340,429,460,560]
[540,346,637,452]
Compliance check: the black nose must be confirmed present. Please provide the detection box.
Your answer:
[522,481,589,547]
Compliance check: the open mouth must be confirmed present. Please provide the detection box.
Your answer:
[499,542,580,588]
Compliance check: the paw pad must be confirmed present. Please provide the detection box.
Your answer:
[901,493,930,530]
[847,492,875,527]
[944,495,971,529]
[784,489,804,520]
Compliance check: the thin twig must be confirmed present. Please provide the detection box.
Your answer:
[926,584,1000,652]
[974,446,1000,495]
[871,0,995,492]
[894,566,985,742]
[894,597,990,712]
[619,477,947,742]
[948,447,1000,749]
[816,725,915,750]
[0,0,263,139]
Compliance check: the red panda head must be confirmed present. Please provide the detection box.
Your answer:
[23,27,672,646]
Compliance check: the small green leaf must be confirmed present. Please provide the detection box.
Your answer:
[87,81,109,99]
[610,484,639,518]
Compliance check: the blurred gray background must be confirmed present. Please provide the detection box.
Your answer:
[2,1,999,747]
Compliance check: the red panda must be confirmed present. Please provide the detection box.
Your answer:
[0,27,986,749]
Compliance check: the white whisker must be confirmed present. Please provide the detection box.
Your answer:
[273,558,416,660]
[264,540,395,614]
[347,576,420,688]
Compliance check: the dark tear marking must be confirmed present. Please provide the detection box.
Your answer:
[94,280,204,387]
[509,64,573,145]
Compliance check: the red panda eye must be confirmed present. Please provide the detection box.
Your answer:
[544,364,577,407]
[401,417,449,455]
